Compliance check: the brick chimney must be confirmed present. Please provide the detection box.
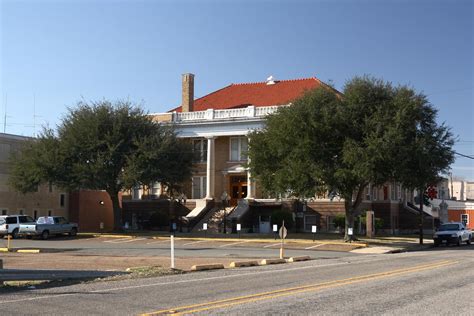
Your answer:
[182,73,194,112]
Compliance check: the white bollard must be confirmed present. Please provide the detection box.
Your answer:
[170,235,175,269]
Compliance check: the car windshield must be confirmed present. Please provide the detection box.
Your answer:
[438,224,460,231]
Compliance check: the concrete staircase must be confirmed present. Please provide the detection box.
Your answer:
[192,206,235,233]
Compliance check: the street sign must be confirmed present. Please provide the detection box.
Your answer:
[311,225,317,233]
[203,223,208,230]
[236,224,241,231]
[279,225,287,239]
[348,228,353,235]
[273,224,278,232]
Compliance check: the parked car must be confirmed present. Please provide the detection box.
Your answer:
[19,216,78,240]
[433,222,472,246]
[0,215,36,239]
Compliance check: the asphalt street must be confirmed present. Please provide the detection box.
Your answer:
[1,246,472,315]
[2,236,360,259]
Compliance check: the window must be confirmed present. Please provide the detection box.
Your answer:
[397,184,401,200]
[49,183,53,193]
[151,182,161,197]
[230,137,248,161]
[132,186,141,200]
[34,210,38,219]
[19,209,24,215]
[1,209,7,215]
[48,210,52,216]
[19,216,34,223]
[304,215,318,232]
[371,186,378,201]
[60,194,65,207]
[192,176,207,199]
[193,139,207,163]
[461,214,469,225]
[390,183,396,200]
[6,217,17,224]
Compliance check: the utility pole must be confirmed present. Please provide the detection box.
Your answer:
[419,187,424,245]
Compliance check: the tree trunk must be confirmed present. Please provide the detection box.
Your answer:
[108,191,123,232]
[344,199,356,242]
[419,187,424,245]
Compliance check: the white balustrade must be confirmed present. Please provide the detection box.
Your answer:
[173,105,285,122]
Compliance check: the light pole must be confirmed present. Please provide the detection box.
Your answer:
[221,191,230,234]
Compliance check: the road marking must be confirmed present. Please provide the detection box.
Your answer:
[182,240,207,246]
[141,260,458,316]
[218,241,249,248]
[146,239,170,245]
[305,244,324,250]
[102,238,132,243]
[110,238,147,243]
[263,243,281,248]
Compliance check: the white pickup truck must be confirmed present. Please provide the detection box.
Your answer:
[433,222,472,247]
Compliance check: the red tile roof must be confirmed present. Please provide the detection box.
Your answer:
[170,77,325,112]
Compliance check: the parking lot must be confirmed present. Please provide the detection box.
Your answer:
[1,235,362,271]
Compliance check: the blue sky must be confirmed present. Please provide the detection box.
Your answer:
[1,0,473,179]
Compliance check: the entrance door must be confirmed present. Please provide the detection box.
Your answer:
[259,215,271,233]
[230,175,248,206]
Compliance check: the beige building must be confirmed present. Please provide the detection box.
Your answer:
[132,74,431,234]
[0,133,69,219]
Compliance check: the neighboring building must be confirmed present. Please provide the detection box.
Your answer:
[120,73,433,235]
[432,177,474,230]
[0,133,69,219]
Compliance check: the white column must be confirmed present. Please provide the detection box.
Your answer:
[205,136,215,200]
[246,137,254,199]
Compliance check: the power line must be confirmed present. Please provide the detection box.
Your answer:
[455,152,474,160]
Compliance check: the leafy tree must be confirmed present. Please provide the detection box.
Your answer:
[9,100,194,231]
[390,89,454,244]
[248,76,454,241]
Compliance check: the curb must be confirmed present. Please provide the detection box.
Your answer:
[190,264,225,271]
[229,261,259,268]
[17,249,40,254]
[0,248,41,253]
[260,258,286,265]
[286,256,311,263]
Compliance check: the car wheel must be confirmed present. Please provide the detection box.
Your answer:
[457,237,462,246]
[11,228,19,239]
[69,228,77,237]
[467,236,472,245]
[41,230,49,240]
[433,241,440,247]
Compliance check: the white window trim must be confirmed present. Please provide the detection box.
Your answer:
[461,214,469,225]
[229,137,248,162]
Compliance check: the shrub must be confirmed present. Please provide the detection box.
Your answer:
[270,210,294,229]
[149,212,169,227]
[333,214,346,229]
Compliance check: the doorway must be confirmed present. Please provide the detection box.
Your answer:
[230,175,247,206]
